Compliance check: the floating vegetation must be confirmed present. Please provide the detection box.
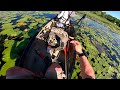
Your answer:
[71,13,120,79]
[0,11,120,79]
[0,11,56,77]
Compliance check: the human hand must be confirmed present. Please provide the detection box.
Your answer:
[70,40,83,54]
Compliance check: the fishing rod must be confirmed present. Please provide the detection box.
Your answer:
[64,13,86,79]
[76,14,86,25]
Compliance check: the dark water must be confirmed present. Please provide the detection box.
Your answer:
[31,12,57,19]
[11,15,22,25]
[43,13,56,18]
[86,18,120,45]
[47,13,120,62]
[84,18,120,61]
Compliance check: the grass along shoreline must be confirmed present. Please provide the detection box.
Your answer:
[76,11,120,35]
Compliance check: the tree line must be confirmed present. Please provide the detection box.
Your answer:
[91,11,120,27]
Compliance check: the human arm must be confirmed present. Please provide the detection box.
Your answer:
[70,40,95,79]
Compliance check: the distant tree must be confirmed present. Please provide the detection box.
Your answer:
[91,11,102,16]
[91,11,120,27]
[105,15,114,22]
[101,12,106,18]
[115,19,120,26]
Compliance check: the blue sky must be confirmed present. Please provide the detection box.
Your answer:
[103,11,120,20]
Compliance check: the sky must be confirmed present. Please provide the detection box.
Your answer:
[103,11,120,20]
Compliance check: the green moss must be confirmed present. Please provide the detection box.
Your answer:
[0,23,22,36]
[117,73,120,78]
[2,23,13,30]
[0,11,120,79]
[2,40,16,62]
[22,32,30,38]
[17,16,29,22]
[71,70,77,79]
[76,11,120,34]
[0,61,15,76]
[29,22,38,29]
[97,74,104,79]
